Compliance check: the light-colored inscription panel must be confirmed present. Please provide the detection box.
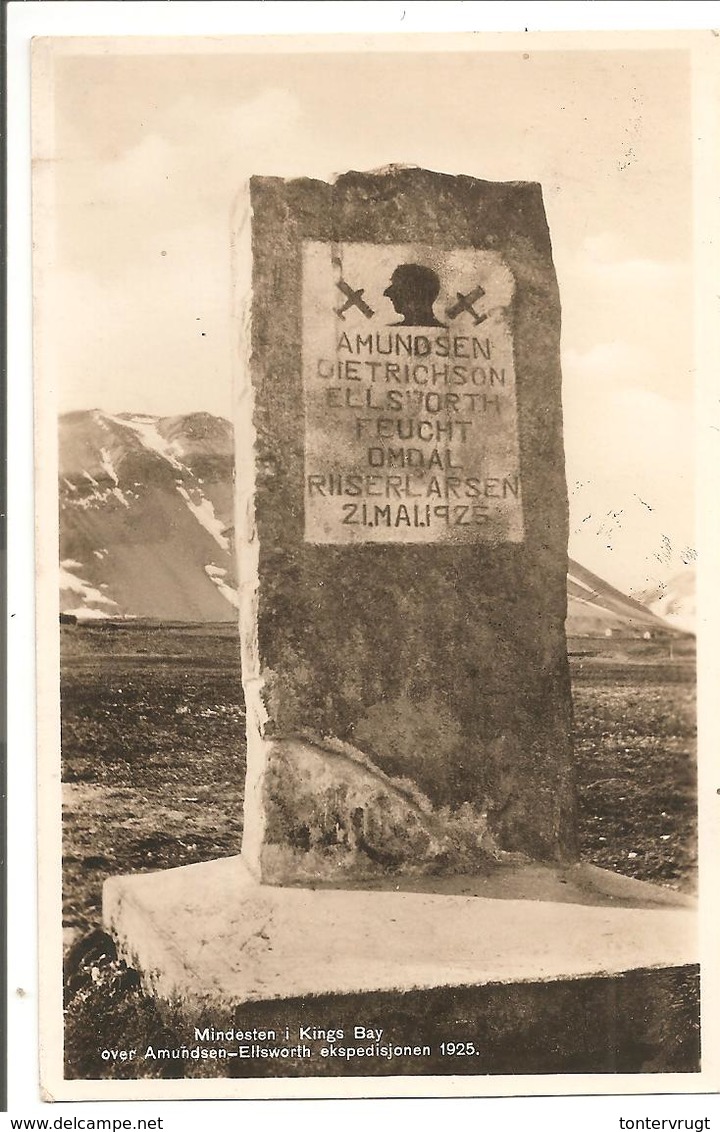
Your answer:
[303,242,524,544]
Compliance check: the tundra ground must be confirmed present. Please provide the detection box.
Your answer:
[57,623,697,1079]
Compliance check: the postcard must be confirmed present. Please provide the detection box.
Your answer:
[30,28,720,1102]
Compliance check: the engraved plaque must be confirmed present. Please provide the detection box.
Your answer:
[303,242,524,544]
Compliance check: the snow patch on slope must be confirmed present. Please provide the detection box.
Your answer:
[105,412,229,546]
[62,606,113,620]
[108,413,186,471]
[99,447,130,508]
[567,570,610,616]
[204,564,239,608]
[177,486,229,549]
[649,588,696,634]
[60,563,119,616]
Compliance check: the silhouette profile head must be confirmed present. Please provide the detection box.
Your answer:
[383,263,445,327]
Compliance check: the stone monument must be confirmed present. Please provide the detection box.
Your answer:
[103,168,698,1081]
[236,167,576,884]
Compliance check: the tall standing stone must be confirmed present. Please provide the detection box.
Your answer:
[235,167,576,885]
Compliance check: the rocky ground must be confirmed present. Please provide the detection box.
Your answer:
[59,623,697,1079]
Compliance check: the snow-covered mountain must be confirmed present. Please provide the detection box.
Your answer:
[58,410,686,635]
[566,559,678,637]
[567,477,697,604]
[632,569,696,636]
[60,410,236,621]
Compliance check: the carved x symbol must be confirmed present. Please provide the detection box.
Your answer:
[446,283,488,326]
[335,279,374,320]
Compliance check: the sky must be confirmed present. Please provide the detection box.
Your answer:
[37,38,696,595]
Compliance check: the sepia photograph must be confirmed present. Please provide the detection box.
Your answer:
[26,23,719,1104]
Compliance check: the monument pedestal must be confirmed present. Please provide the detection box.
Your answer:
[103,857,699,1078]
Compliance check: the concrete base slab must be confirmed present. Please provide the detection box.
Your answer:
[103,855,700,1076]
